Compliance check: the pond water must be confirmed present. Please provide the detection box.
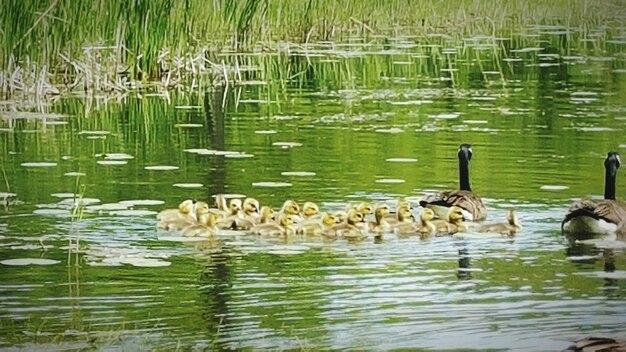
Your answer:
[1,28,626,351]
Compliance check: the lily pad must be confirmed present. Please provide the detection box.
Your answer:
[78,130,110,135]
[51,193,76,198]
[64,172,86,177]
[174,123,203,128]
[281,171,316,177]
[375,179,405,184]
[224,153,254,158]
[1,258,61,266]
[118,200,165,206]
[85,203,130,212]
[385,158,417,163]
[21,162,57,167]
[173,183,204,188]
[374,128,404,134]
[272,142,302,148]
[540,185,569,191]
[252,182,292,188]
[33,209,72,216]
[109,209,157,216]
[103,153,134,160]
[145,166,179,171]
[119,258,171,267]
[97,160,127,166]
[254,130,277,134]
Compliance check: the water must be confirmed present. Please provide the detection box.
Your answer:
[1,29,626,351]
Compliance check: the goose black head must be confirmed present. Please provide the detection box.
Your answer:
[606,152,621,170]
[458,143,473,161]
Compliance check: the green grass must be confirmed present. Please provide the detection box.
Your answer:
[3,0,625,76]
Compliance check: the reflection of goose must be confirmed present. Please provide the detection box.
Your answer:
[419,144,488,221]
[479,209,522,236]
[432,206,467,235]
[562,152,626,238]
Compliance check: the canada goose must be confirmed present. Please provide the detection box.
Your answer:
[562,152,626,238]
[296,213,337,237]
[250,213,295,236]
[419,144,488,221]
[394,208,437,237]
[387,203,414,226]
[479,209,522,236]
[156,199,195,222]
[432,206,467,235]
[216,198,243,229]
[332,209,367,240]
[158,201,209,231]
[236,205,275,230]
[344,202,374,219]
[368,204,391,234]
[242,198,260,217]
[301,202,320,220]
[182,212,220,237]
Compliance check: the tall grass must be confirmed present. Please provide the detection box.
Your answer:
[3,0,624,76]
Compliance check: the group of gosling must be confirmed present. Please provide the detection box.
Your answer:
[156,144,625,241]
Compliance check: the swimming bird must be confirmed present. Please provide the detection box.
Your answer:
[216,198,243,229]
[158,201,209,231]
[250,213,295,236]
[182,212,220,237]
[296,213,337,237]
[479,209,522,236]
[332,209,367,240]
[393,208,437,237]
[419,143,488,221]
[301,202,320,220]
[156,199,195,222]
[562,152,626,238]
[431,206,468,235]
[368,204,391,234]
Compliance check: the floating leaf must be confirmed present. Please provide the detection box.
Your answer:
[375,128,404,134]
[145,166,179,171]
[97,160,127,166]
[173,183,204,188]
[119,258,171,267]
[254,130,277,134]
[85,203,130,212]
[252,182,292,188]
[118,200,164,206]
[224,153,254,158]
[1,258,61,266]
[272,142,302,148]
[430,112,460,119]
[157,236,209,242]
[78,130,110,135]
[540,185,569,191]
[33,209,72,216]
[109,210,157,216]
[21,162,57,167]
[64,172,86,177]
[0,192,17,198]
[174,123,203,128]
[375,179,405,184]
[51,193,76,198]
[104,153,134,160]
[385,158,417,163]
[281,171,316,177]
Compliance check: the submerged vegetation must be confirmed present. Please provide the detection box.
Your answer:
[1,0,625,101]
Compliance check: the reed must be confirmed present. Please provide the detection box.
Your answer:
[1,0,624,100]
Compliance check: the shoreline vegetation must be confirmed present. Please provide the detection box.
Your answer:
[1,0,625,104]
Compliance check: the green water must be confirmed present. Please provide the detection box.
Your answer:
[1,29,626,351]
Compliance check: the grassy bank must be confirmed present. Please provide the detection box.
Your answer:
[1,0,625,99]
